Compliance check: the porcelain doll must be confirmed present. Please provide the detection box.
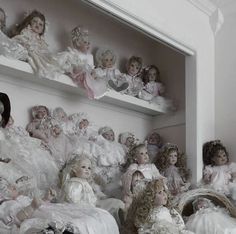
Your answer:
[26,105,50,143]
[202,140,236,198]
[0,8,28,60]
[156,143,190,196]
[139,65,175,113]
[12,10,72,83]
[123,56,143,97]
[146,130,162,162]
[186,197,236,234]
[118,132,137,155]
[94,48,129,92]
[125,179,193,234]
[57,26,107,99]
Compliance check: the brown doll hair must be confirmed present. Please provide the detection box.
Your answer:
[142,65,161,85]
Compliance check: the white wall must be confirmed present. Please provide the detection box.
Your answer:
[215,2,236,160]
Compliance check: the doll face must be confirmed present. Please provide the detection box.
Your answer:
[79,119,89,130]
[57,110,67,122]
[148,68,157,82]
[148,133,160,145]
[125,136,134,147]
[102,130,115,142]
[35,106,48,119]
[51,124,62,137]
[102,53,114,69]
[131,172,144,189]
[154,187,167,206]
[135,146,149,164]
[212,149,228,166]
[30,17,44,35]
[195,199,209,211]
[128,61,140,76]
[75,37,90,53]
[74,158,92,179]
[168,150,178,165]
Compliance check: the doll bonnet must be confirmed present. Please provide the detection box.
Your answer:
[118,132,134,145]
[98,126,113,136]
[71,26,89,44]
[95,48,116,68]
[161,142,178,153]
[0,92,11,128]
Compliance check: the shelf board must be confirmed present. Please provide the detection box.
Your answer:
[0,55,164,116]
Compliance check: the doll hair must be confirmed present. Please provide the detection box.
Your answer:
[71,26,89,47]
[95,48,116,68]
[125,179,168,231]
[128,143,147,164]
[203,140,229,166]
[0,8,6,33]
[156,143,189,180]
[192,197,214,212]
[143,65,161,85]
[130,170,145,193]
[12,10,46,37]
[31,105,49,119]
[146,130,162,147]
[127,56,143,74]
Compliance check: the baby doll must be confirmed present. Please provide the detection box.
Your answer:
[0,8,28,60]
[156,143,190,196]
[123,56,143,97]
[57,26,107,99]
[118,132,137,155]
[125,179,192,234]
[94,48,129,92]
[12,10,69,81]
[202,140,236,198]
[186,197,236,234]
[146,130,162,162]
[26,105,50,143]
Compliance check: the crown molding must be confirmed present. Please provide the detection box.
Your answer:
[187,0,217,16]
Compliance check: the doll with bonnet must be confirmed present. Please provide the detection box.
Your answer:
[0,8,28,60]
[118,132,137,155]
[57,26,107,99]
[94,48,129,92]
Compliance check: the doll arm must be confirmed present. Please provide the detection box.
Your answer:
[203,166,213,183]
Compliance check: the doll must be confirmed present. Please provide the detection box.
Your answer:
[202,140,236,198]
[12,10,72,82]
[146,130,162,162]
[26,105,50,143]
[0,8,28,60]
[57,26,107,99]
[139,65,175,113]
[94,48,129,92]
[118,132,137,155]
[156,143,190,196]
[125,179,192,234]
[123,56,143,97]
[186,197,236,234]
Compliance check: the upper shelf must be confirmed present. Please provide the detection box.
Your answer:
[0,55,164,116]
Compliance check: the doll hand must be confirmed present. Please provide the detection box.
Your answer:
[31,197,43,210]
[44,188,57,202]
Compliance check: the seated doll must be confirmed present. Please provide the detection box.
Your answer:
[146,130,162,162]
[186,197,236,234]
[56,26,107,99]
[0,8,28,60]
[94,48,128,92]
[202,140,236,199]
[118,131,137,155]
[125,179,193,234]
[156,143,190,196]
[122,56,143,97]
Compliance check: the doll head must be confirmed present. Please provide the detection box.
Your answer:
[98,126,115,142]
[96,48,116,69]
[15,10,46,36]
[146,131,162,146]
[31,105,49,120]
[52,107,67,123]
[133,179,167,227]
[71,26,90,53]
[118,132,135,148]
[143,65,160,85]
[76,112,89,130]
[0,92,11,128]
[132,143,149,165]
[70,156,92,180]
[49,119,62,137]
[192,197,214,212]
[127,56,142,77]
[0,8,6,32]
[203,140,229,166]
[131,170,145,193]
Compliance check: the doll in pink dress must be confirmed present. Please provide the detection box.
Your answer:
[57,26,107,99]
[156,143,190,196]
[94,48,129,92]
[202,140,236,199]
[123,56,143,97]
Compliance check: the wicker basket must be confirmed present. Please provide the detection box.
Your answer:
[172,188,236,218]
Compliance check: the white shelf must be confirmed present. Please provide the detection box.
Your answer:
[0,56,164,116]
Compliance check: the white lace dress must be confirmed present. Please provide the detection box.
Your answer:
[124,74,143,97]
[138,206,193,234]
[186,206,236,234]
